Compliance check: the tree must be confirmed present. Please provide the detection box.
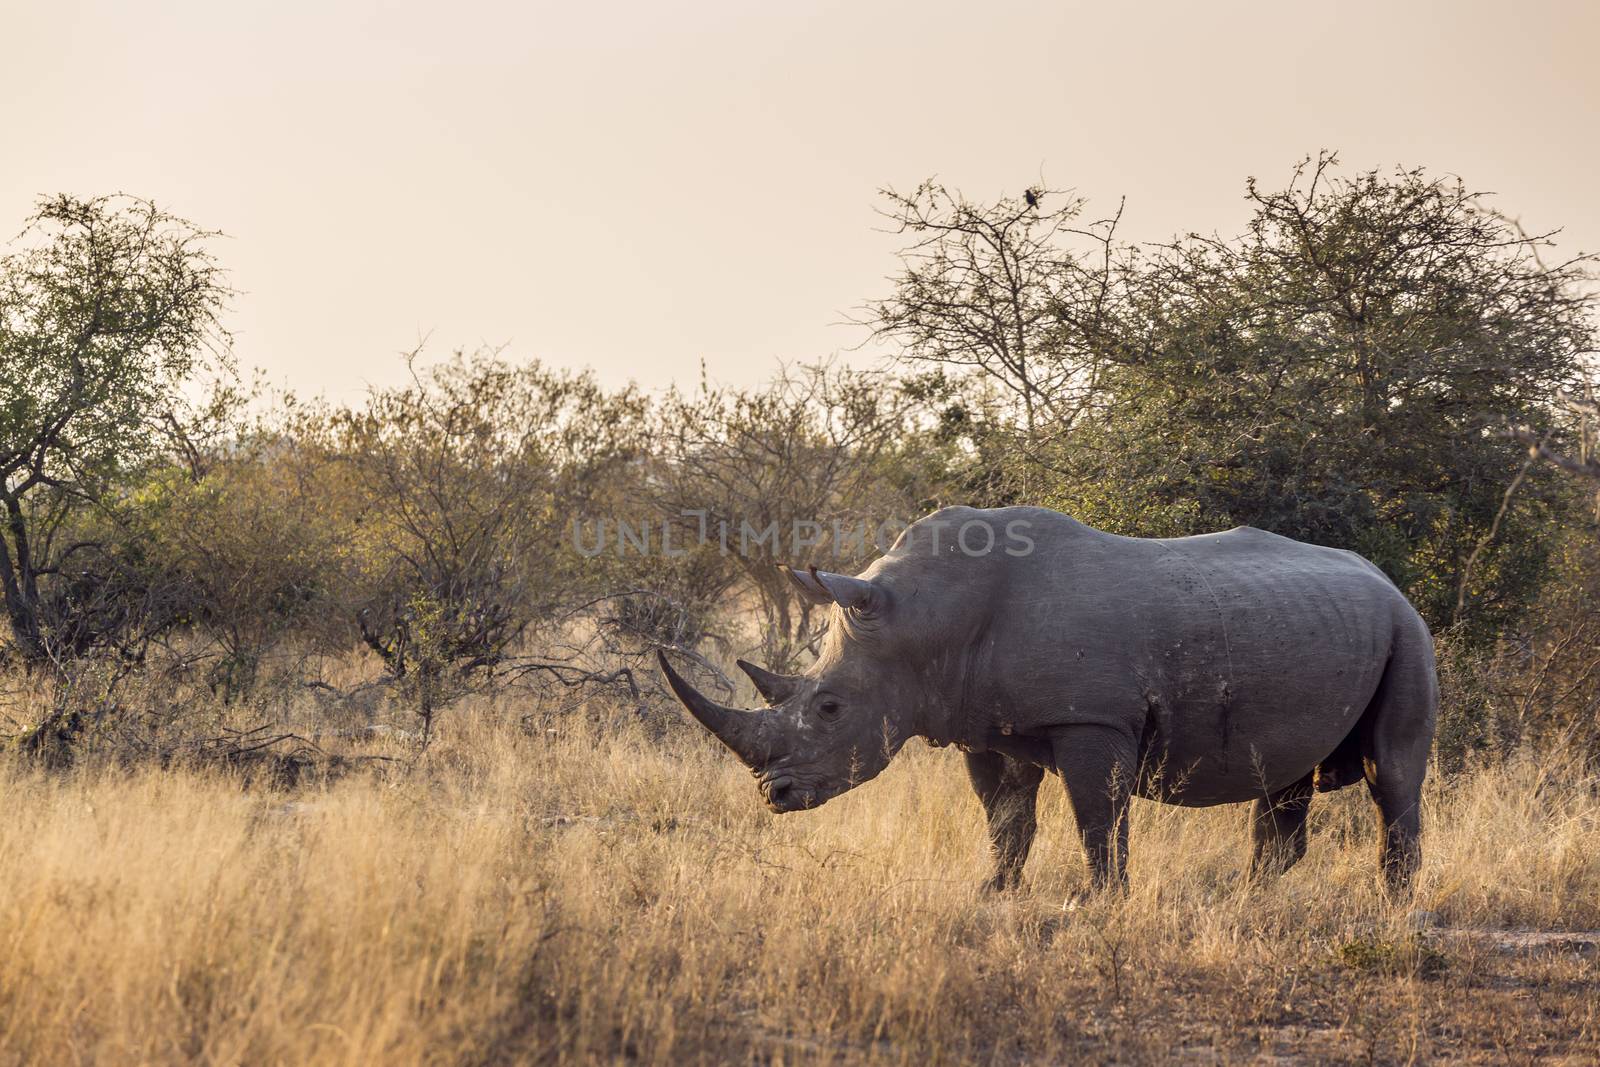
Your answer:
[1060,156,1594,639]
[320,349,646,739]
[648,363,930,670]
[0,195,231,663]
[864,181,1127,448]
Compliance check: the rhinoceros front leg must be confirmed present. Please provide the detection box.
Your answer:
[1049,724,1137,891]
[964,751,1045,892]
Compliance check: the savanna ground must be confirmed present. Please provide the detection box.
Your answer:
[2,676,1597,1067]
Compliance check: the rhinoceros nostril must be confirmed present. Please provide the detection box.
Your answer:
[763,774,796,807]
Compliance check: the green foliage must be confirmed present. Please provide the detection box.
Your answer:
[905,156,1595,643]
[0,194,231,662]
[1430,527,1600,768]
[1335,935,1447,977]
[0,195,230,484]
[132,432,350,697]
[1114,160,1582,637]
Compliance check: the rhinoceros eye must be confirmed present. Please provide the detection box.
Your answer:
[817,699,842,722]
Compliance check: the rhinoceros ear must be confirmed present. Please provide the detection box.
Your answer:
[810,567,887,617]
[778,564,832,605]
[736,659,801,705]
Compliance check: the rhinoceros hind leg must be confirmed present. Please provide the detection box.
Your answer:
[1361,625,1438,894]
[1250,772,1314,878]
[1050,724,1138,891]
[965,751,1046,892]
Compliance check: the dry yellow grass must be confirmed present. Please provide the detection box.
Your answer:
[2,699,1598,1065]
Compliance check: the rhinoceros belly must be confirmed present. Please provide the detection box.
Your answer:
[1127,532,1397,805]
[999,526,1402,806]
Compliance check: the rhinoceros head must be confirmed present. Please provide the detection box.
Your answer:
[657,564,918,813]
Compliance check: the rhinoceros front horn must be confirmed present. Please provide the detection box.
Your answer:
[656,650,765,767]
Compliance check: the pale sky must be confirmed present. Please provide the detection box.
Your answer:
[4,0,1596,400]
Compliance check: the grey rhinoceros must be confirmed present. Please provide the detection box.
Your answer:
[657,506,1437,892]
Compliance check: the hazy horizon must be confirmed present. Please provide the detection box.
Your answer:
[5,0,1597,401]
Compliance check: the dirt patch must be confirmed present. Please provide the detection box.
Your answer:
[1430,927,1600,959]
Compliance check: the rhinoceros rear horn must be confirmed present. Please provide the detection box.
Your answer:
[810,567,887,616]
[656,650,765,767]
[778,564,832,604]
[735,659,800,705]
[777,564,888,616]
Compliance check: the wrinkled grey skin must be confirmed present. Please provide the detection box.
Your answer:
[658,506,1438,893]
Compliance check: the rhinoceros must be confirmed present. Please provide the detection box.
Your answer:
[657,506,1438,892]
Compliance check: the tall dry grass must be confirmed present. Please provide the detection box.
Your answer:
[1,697,1598,1065]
